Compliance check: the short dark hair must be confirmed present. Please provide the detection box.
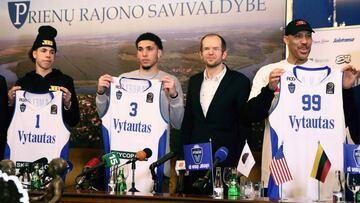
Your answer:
[200,33,226,52]
[28,49,35,63]
[135,32,163,50]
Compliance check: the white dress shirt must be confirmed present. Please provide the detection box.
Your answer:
[200,66,227,117]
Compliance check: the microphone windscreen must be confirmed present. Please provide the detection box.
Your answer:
[136,151,147,161]
[214,147,228,163]
[84,157,101,168]
[143,148,153,158]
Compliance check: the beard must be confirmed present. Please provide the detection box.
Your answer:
[141,65,153,70]
[205,60,222,69]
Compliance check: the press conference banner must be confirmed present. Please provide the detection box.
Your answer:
[1,0,285,88]
[308,26,360,84]
[0,0,285,147]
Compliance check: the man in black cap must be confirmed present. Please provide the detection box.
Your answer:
[7,25,79,127]
[246,19,359,197]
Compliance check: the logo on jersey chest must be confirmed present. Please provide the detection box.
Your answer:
[146,92,154,103]
[286,76,296,81]
[288,82,296,93]
[326,82,335,94]
[116,90,122,100]
[20,103,26,112]
[50,104,58,114]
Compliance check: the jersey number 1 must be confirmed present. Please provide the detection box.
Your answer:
[35,114,40,128]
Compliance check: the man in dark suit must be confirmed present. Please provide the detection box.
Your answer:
[0,75,9,159]
[181,34,273,194]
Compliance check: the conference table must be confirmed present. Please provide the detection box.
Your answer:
[29,190,334,203]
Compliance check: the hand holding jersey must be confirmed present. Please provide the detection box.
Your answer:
[342,64,360,89]
[101,77,168,193]
[5,90,70,182]
[268,66,345,200]
[268,64,360,92]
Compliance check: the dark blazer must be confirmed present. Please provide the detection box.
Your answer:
[182,67,251,166]
[181,65,276,194]
[0,75,9,159]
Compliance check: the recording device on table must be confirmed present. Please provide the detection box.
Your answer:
[149,151,176,193]
[192,146,229,191]
[75,152,121,189]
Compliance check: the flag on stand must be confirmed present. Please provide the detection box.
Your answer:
[310,142,331,183]
[237,141,255,177]
[269,144,293,185]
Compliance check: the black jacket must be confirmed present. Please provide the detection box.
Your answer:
[181,67,274,194]
[182,68,250,166]
[15,69,80,127]
[0,75,9,158]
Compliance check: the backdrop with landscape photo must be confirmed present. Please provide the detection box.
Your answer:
[0,0,286,149]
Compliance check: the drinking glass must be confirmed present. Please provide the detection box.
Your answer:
[346,173,360,203]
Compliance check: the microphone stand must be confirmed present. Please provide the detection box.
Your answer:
[150,165,158,193]
[176,170,185,194]
[128,158,139,192]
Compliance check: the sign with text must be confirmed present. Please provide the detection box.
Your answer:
[344,143,360,174]
[183,142,212,171]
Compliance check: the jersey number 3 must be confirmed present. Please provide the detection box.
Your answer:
[129,102,138,117]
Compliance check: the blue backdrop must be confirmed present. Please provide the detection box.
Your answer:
[293,0,360,28]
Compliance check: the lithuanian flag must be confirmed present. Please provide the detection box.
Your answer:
[310,143,331,183]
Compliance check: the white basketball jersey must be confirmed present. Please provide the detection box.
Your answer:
[101,77,168,193]
[269,66,345,201]
[6,91,70,171]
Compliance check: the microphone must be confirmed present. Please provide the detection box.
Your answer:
[149,151,176,170]
[76,157,101,186]
[77,152,121,177]
[175,160,186,193]
[192,146,228,190]
[124,148,152,165]
[30,157,48,169]
[149,151,176,193]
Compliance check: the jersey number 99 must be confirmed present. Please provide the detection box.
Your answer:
[302,94,321,111]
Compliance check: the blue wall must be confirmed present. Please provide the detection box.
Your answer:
[293,0,360,28]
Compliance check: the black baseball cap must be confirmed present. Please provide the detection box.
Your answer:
[285,19,314,36]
